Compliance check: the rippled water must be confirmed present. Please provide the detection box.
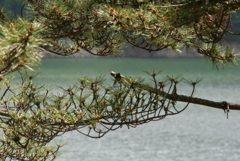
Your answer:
[36,58,240,161]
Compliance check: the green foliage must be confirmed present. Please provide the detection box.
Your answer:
[0,18,47,75]
[0,0,240,160]
[1,0,238,62]
[20,0,238,64]
[0,71,197,152]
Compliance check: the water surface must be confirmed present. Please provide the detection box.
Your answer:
[35,58,240,161]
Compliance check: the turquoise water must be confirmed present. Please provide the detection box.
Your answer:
[38,57,239,86]
[36,58,240,161]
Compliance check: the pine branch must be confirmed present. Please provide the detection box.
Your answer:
[119,75,240,111]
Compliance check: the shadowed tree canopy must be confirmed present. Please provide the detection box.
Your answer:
[0,0,240,160]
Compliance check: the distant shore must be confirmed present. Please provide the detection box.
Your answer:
[43,42,239,59]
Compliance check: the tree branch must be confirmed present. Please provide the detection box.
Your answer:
[133,81,240,111]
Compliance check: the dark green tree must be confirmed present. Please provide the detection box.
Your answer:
[0,0,240,160]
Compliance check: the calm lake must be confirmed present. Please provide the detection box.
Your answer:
[36,58,240,161]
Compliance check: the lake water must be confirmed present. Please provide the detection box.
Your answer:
[36,58,240,161]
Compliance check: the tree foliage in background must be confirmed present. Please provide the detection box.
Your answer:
[0,0,240,160]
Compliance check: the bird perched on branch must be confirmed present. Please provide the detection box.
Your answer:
[110,71,125,85]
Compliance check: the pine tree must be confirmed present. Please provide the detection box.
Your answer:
[0,0,240,160]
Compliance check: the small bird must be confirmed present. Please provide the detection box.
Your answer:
[110,71,124,85]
